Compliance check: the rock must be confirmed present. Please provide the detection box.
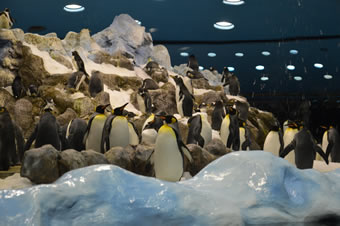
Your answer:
[0,173,33,190]
[39,85,74,113]
[62,29,98,53]
[0,88,16,114]
[42,73,70,87]
[14,98,34,137]
[195,90,223,106]
[104,146,132,170]
[151,45,172,70]
[100,72,142,91]
[56,108,77,126]
[24,33,66,55]
[20,144,60,184]
[149,86,177,115]
[130,144,154,176]
[201,69,223,86]
[94,91,110,106]
[49,52,73,69]
[187,144,217,176]
[205,139,231,156]
[89,50,134,71]
[92,14,153,66]
[81,150,109,166]
[73,97,94,117]
[58,149,87,176]
[191,78,218,90]
[149,68,168,83]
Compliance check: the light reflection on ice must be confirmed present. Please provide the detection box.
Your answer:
[4,190,25,199]
[94,165,112,172]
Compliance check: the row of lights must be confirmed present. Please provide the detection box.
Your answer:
[214,0,245,30]
[260,74,333,81]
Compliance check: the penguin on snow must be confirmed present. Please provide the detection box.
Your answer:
[211,100,226,131]
[101,103,130,152]
[263,119,284,156]
[64,118,87,151]
[83,104,110,153]
[280,123,329,169]
[72,51,89,90]
[324,126,340,162]
[187,112,212,148]
[0,106,24,170]
[172,75,194,118]
[11,75,24,99]
[153,115,193,182]
[24,103,62,151]
[136,87,152,114]
[0,8,15,29]
[283,120,299,165]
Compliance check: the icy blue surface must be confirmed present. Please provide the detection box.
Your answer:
[1,151,340,225]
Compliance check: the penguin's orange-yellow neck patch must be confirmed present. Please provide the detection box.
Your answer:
[159,124,176,137]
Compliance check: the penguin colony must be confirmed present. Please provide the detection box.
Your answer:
[1,16,339,182]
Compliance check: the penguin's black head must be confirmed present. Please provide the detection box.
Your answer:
[4,8,9,12]
[72,51,78,57]
[186,71,194,78]
[170,75,182,85]
[239,120,246,127]
[95,104,110,114]
[0,106,8,114]
[158,115,177,125]
[215,100,223,108]
[113,103,128,116]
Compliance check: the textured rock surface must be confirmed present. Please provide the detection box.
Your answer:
[56,107,77,126]
[81,150,109,166]
[14,99,34,138]
[187,144,217,176]
[58,149,87,176]
[104,147,132,171]
[151,45,172,70]
[205,139,230,156]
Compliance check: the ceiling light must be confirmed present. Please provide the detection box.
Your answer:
[324,74,333,79]
[149,28,158,33]
[261,75,269,81]
[289,49,298,55]
[294,76,302,81]
[227,67,235,72]
[199,66,204,71]
[261,51,271,56]
[287,65,295,70]
[314,63,323,69]
[214,21,235,30]
[180,52,189,57]
[223,0,245,5]
[208,52,216,57]
[63,4,85,12]
[235,52,244,57]
[256,65,265,71]
[135,20,141,25]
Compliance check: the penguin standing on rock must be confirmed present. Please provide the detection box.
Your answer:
[263,119,284,156]
[187,113,212,148]
[153,115,193,182]
[211,100,226,130]
[101,103,130,152]
[172,75,194,117]
[136,88,152,114]
[89,71,103,97]
[222,67,240,96]
[11,75,24,99]
[280,124,329,169]
[187,55,199,72]
[72,51,89,90]
[0,8,15,29]
[84,104,110,153]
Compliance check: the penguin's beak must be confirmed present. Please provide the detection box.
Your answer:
[156,115,166,120]
[119,103,129,111]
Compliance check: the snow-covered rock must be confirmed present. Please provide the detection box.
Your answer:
[1,151,340,225]
[151,44,172,70]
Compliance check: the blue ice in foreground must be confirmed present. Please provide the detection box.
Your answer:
[1,151,340,225]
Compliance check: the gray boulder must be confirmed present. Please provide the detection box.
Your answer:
[58,149,87,176]
[187,144,217,176]
[56,108,77,126]
[205,139,231,156]
[104,146,132,170]
[131,144,154,176]
[14,98,34,137]
[151,45,172,70]
[81,150,109,166]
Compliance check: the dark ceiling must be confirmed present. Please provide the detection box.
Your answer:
[1,0,340,98]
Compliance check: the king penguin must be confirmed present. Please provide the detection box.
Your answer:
[127,119,140,146]
[153,115,193,182]
[141,113,164,144]
[220,104,240,150]
[84,104,110,153]
[187,113,212,148]
[324,126,340,162]
[263,119,284,156]
[65,118,87,151]
[101,103,130,152]
[280,124,329,169]
[172,75,194,117]
[283,121,299,165]
[239,120,251,150]
[211,100,226,130]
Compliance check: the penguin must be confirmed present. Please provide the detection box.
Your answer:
[220,105,240,150]
[239,120,251,150]
[141,78,159,90]
[297,98,311,129]
[72,51,89,77]
[324,126,340,162]
[128,121,140,146]
[186,70,206,80]
[144,60,160,75]
[153,115,193,182]
[24,106,62,151]
[0,106,24,170]
[0,8,15,29]
[89,71,103,98]
[235,100,249,122]
[28,84,38,97]
[83,104,110,153]
[280,125,329,169]
[187,54,199,72]
[101,103,130,152]
[222,69,240,96]
[283,121,299,165]
[136,88,152,114]
[65,118,87,151]
[11,75,24,99]
[263,119,284,156]
[67,71,84,89]
[211,100,226,130]
[141,113,165,144]
[172,75,194,117]
[187,113,212,148]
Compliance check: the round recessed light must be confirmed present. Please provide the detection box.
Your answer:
[63,4,85,12]
[223,0,245,5]
[324,74,333,79]
[261,51,271,56]
[294,76,303,81]
[314,63,323,69]
[208,52,216,57]
[289,49,298,55]
[199,66,204,71]
[135,20,142,25]
[256,65,265,71]
[261,75,269,81]
[227,66,235,72]
[287,65,295,70]
[180,52,189,57]
[235,52,244,57]
[214,21,235,30]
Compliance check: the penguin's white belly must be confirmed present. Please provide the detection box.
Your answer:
[141,129,158,144]
[220,115,230,146]
[201,117,212,147]
[318,131,329,161]
[142,114,154,131]
[86,117,106,152]
[283,129,298,165]
[283,120,288,134]
[109,117,129,148]
[154,132,183,182]
[177,95,184,117]
[128,123,139,146]
[136,94,146,113]
[240,127,248,150]
[263,131,280,156]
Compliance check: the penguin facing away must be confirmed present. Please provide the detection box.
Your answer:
[263,120,284,156]
[325,126,340,162]
[153,115,193,182]
[11,75,24,99]
[89,71,104,97]
[137,88,152,114]
[187,54,199,72]
[280,126,329,169]
[101,103,130,152]
[84,104,110,153]
[65,118,87,151]
[283,121,299,165]
[187,113,212,148]
[72,51,89,77]
[127,121,140,146]
[223,73,240,96]
[211,100,226,130]
[172,75,194,117]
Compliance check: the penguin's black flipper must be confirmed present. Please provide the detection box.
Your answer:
[278,129,284,154]
[13,122,25,162]
[24,125,38,151]
[280,139,296,158]
[325,133,333,160]
[101,115,115,153]
[241,127,251,150]
[317,144,329,165]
